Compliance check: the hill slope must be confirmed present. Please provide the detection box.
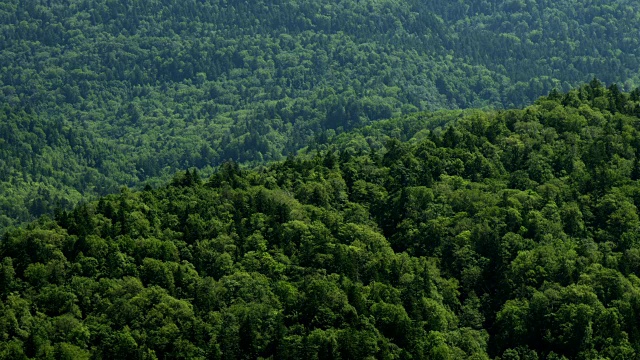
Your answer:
[2,0,640,226]
[3,83,640,358]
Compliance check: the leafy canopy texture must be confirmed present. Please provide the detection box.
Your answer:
[3,83,640,358]
[3,0,640,225]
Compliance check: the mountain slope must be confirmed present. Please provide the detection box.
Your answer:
[2,0,640,226]
[3,83,640,358]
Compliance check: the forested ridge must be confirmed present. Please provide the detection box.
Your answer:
[3,82,640,358]
[3,0,640,226]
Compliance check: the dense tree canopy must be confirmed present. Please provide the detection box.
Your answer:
[3,83,640,358]
[2,0,640,226]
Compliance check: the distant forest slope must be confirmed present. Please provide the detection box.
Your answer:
[2,0,640,226]
[4,81,640,358]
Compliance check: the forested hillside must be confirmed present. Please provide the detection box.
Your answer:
[3,82,640,358]
[3,0,640,226]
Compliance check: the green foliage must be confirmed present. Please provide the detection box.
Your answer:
[3,0,640,227]
[4,86,640,358]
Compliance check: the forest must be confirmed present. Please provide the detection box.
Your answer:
[3,0,640,226]
[3,82,640,358]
